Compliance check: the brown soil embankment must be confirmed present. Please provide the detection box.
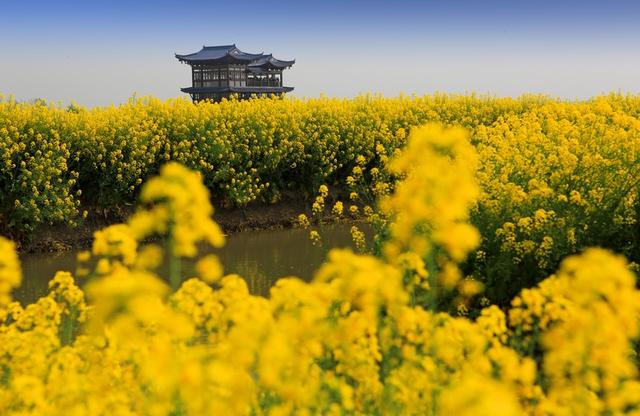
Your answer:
[19,198,310,254]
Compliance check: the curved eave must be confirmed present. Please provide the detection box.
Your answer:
[176,54,266,64]
[249,61,295,70]
[271,57,295,66]
[175,53,197,63]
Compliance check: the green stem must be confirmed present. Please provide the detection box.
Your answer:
[168,210,181,292]
[169,242,181,292]
[59,307,78,346]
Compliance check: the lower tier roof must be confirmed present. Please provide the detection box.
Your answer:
[181,86,294,94]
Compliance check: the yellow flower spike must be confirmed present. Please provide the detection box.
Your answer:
[458,278,484,298]
[350,226,366,252]
[381,124,480,266]
[84,267,170,336]
[309,230,322,246]
[296,213,310,229]
[132,162,225,257]
[331,201,344,217]
[0,237,21,308]
[195,255,224,284]
[92,224,137,266]
[76,250,90,263]
[439,262,462,290]
[134,244,164,271]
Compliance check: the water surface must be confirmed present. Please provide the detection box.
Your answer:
[15,224,361,304]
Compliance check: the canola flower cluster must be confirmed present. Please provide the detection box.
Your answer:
[2,125,640,415]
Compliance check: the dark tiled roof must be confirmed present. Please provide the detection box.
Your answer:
[176,45,294,67]
[175,44,264,63]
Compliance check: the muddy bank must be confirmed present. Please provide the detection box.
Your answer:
[18,197,314,254]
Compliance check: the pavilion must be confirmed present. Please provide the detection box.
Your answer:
[176,44,295,102]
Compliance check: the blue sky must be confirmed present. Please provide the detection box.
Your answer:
[1,0,639,106]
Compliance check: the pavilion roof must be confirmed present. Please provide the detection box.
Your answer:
[176,44,294,67]
[175,44,264,63]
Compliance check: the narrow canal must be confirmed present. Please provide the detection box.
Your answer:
[15,224,363,304]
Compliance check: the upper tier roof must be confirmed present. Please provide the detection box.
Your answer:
[175,44,294,67]
[175,44,263,63]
